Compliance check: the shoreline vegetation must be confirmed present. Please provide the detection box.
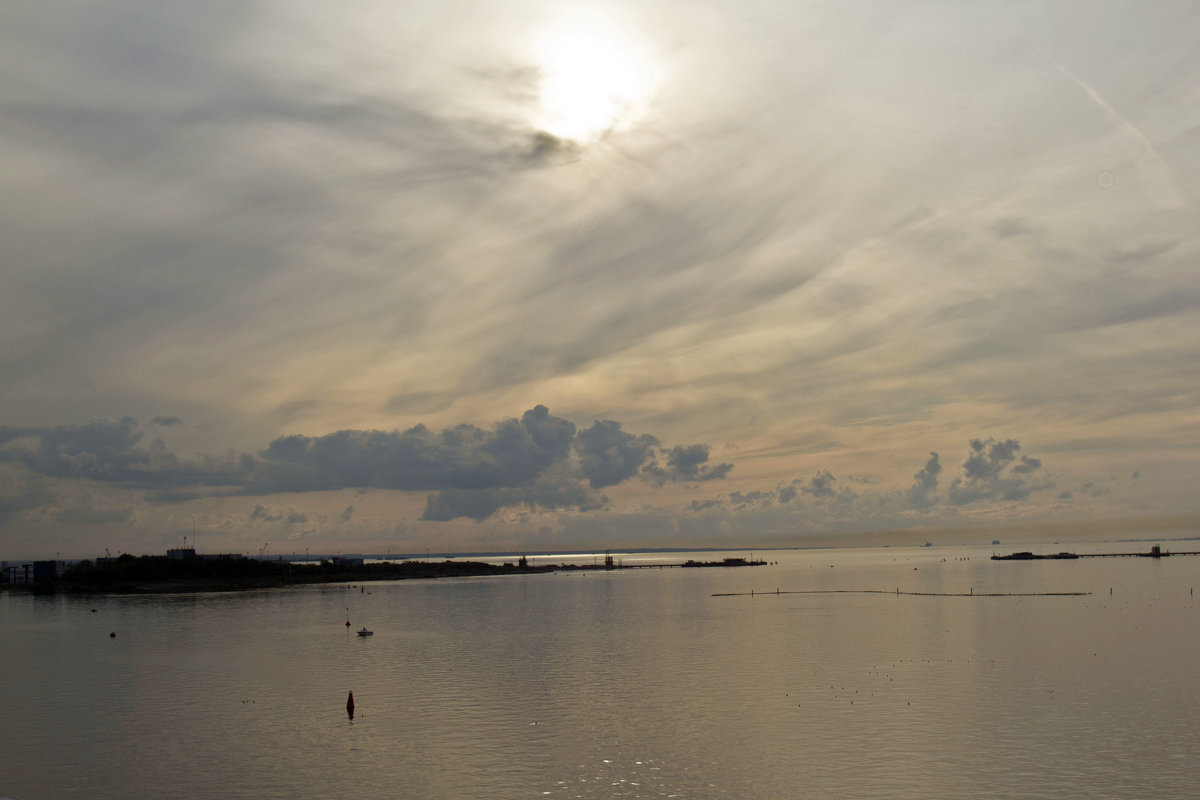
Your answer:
[3,553,767,595]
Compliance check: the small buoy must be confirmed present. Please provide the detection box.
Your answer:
[91,608,97,613]
[346,619,351,627]
[346,690,355,718]
[109,632,116,638]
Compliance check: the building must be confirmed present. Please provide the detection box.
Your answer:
[32,560,60,582]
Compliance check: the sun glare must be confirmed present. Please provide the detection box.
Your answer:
[533,15,655,143]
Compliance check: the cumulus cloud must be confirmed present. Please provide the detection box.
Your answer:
[906,452,942,508]
[1011,456,1042,474]
[0,408,1077,536]
[947,438,1051,505]
[249,504,309,524]
[249,504,277,522]
[644,444,734,484]
[252,404,578,493]
[0,407,730,525]
[0,420,146,482]
[727,490,774,510]
[574,419,658,489]
[0,419,245,488]
[686,436,1062,527]
[800,468,839,499]
[421,479,602,522]
[151,415,183,427]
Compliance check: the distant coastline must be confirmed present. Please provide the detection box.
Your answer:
[3,552,767,595]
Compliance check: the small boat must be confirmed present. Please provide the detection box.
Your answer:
[356,627,373,637]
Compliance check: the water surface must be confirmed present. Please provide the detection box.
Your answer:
[3,543,1198,799]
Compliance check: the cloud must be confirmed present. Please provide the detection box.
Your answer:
[0,408,729,528]
[0,473,56,523]
[727,490,774,510]
[526,131,581,163]
[1011,456,1042,474]
[0,404,1083,540]
[145,489,210,505]
[252,405,577,493]
[54,507,134,525]
[643,443,734,484]
[248,504,309,524]
[421,479,602,522]
[249,504,277,522]
[0,419,247,488]
[906,452,942,508]
[418,413,732,521]
[151,415,183,427]
[574,419,658,489]
[1026,35,1184,209]
[800,468,839,499]
[0,420,145,482]
[947,438,1051,505]
[686,436,1063,529]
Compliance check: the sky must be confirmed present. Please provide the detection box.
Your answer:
[2,1,1198,559]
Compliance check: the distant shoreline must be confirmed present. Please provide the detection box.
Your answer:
[2,554,767,595]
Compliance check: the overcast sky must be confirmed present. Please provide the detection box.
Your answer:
[2,1,1197,558]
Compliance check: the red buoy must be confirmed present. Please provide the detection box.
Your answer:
[346,690,355,718]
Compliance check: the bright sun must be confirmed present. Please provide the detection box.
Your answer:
[533,14,655,143]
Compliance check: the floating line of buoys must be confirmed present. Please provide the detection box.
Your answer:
[712,589,1091,597]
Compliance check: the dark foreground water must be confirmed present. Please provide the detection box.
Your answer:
[3,542,1199,799]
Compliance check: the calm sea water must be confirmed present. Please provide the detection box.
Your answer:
[2,542,1199,799]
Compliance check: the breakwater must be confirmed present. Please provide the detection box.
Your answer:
[992,545,1200,561]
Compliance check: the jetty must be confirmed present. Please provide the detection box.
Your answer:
[992,545,1200,561]
[623,557,767,569]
